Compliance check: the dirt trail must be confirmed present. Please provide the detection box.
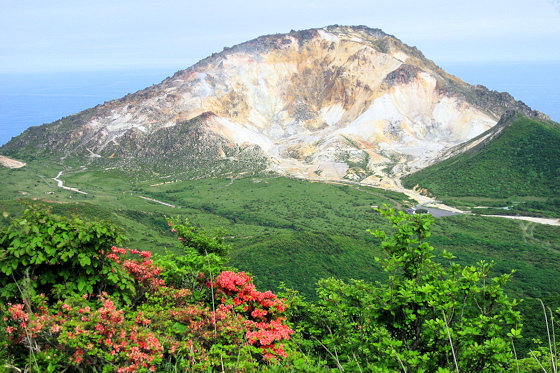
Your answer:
[137,196,178,208]
[350,186,403,210]
[52,171,88,195]
[482,215,560,226]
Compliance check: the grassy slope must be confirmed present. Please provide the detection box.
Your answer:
[402,115,560,215]
[1,161,559,352]
[0,162,558,298]
[0,163,409,293]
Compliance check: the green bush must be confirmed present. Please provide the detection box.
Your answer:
[0,205,135,303]
[292,208,522,372]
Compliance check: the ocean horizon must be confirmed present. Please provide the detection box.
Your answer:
[0,61,559,147]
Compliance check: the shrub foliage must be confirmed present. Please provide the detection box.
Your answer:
[1,208,293,372]
[1,205,557,372]
[291,208,523,372]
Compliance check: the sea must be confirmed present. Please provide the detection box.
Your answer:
[0,62,559,147]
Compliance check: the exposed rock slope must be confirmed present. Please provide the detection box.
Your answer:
[1,25,547,187]
[0,155,26,169]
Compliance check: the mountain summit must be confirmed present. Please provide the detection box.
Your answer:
[1,25,547,188]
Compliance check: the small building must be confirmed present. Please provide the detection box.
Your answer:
[405,207,416,215]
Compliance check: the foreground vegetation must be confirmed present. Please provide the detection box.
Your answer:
[1,206,294,372]
[2,206,558,372]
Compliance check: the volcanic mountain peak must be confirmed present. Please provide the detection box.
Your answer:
[1,25,546,188]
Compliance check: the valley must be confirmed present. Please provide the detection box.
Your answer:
[44,161,560,228]
[1,159,559,302]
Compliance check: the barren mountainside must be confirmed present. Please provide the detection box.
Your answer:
[1,25,547,188]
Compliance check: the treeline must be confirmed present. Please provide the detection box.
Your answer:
[1,205,558,372]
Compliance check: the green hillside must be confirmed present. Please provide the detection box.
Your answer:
[1,162,559,301]
[403,114,560,201]
[0,160,557,290]
[1,152,560,357]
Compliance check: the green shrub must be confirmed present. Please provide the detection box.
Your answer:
[0,205,134,303]
[292,208,522,372]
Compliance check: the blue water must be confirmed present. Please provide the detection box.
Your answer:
[0,69,173,146]
[0,62,559,147]
[441,61,560,123]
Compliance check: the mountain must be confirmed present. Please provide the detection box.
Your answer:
[0,25,548,189]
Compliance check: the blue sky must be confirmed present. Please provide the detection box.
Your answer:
[1,0,559,73]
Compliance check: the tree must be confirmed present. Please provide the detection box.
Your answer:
[295,207,522,372]
[154,216,233,302]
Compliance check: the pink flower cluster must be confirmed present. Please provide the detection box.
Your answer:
[214,271,287,313]
[4,246,294,370]
[213,271,294,359]
[107,246,165,290]
[3,246,167,372]
[5,294,163,372]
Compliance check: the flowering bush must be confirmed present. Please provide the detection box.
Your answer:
[213,271,294,360]
[5,294,164,372]
[3,248,167,372]
[1,211,294,372]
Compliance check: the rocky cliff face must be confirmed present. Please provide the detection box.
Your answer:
[1,25,547,187]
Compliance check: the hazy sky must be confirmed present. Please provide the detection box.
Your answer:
[1,0,560,73]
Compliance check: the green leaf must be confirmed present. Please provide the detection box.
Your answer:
[77,278,87,292]
[9,237,21,249]
[2,265,13,276]
[78,255,91,267]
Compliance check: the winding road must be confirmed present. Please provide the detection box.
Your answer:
[52,171,88,195]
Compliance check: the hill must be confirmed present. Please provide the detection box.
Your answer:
[402,113,560,215]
